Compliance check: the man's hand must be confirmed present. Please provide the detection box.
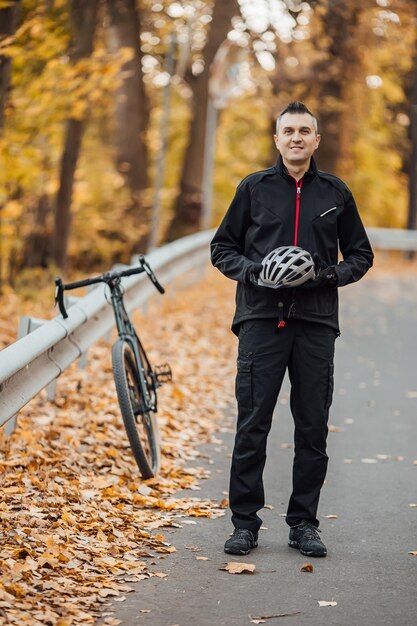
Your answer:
[247,262,263,285]
[302,254,338,288]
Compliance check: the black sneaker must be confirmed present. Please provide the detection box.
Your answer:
[224,528,258,555]
[288,521,327,557]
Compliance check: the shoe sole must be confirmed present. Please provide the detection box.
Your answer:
[224,542,258,556]
[288,540,327,557]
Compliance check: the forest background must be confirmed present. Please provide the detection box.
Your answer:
[0,0,416,293]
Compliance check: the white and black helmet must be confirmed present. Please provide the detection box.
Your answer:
[259,246,316,288]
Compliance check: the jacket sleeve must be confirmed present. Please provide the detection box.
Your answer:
[334,187,374,287]
[210,181,261,283]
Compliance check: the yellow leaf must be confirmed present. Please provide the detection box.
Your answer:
[301,562,314,572]
[60,511,77,525]
[221,562,256,574]
[98,588,120,597]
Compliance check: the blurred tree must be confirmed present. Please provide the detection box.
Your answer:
[0,0,20,130]
[106,0,150,252]
[311,0,365,174]
[52,0,99,270]
[165,0,239,242]
[0,0,20,288]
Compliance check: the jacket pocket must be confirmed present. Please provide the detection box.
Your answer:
[236,357,253,410]
[318,206,338,218]
[313,204,341,221]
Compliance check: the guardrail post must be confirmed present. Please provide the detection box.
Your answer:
[18,316,60,402]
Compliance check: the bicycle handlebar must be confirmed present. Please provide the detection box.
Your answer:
[55,256,165,319]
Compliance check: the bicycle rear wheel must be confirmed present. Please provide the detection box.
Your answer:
[112,339,160,478]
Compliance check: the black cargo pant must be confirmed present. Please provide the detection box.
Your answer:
[230,318,336,531]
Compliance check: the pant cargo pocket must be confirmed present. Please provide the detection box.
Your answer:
[236,357,253,410]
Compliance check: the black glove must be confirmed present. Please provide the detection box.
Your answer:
[247,262,263,285]
[302,254,338,288]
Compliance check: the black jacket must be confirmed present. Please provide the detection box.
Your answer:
[210,156,374,335]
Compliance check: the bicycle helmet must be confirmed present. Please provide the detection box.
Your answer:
[259,246,315,288]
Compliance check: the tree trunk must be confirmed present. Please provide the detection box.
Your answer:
[52,0,98,270]
[165,0,239,242]
[0,1,20,290]
[106,0,150,252]
[313,0,362,174]
[0,0,19,130]
[23,194,50,267]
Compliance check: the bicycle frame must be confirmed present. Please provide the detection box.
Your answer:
[109,278,157,414]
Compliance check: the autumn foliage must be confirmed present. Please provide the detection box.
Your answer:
[0,0,416,287]
[0,270,237,626]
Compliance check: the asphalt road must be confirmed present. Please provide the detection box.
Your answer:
[96,274,417,626]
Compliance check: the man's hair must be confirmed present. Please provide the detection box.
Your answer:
[276,101,318,134]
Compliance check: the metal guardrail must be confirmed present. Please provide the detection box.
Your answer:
[0,230,215,434]
[367,227,417,251]
[0,226,416,435]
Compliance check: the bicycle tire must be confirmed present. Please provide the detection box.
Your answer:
[112,339,160,478]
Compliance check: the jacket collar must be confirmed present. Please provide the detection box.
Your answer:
[274,154,318,180]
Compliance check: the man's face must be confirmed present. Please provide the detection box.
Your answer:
[274,112,320,167]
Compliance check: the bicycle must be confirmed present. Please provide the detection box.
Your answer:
[54,255,172,479]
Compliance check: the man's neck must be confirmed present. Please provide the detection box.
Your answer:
[283,158,311,182]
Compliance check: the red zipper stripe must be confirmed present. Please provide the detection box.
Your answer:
[293,176,303,246]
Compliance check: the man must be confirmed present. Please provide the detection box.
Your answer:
[210,101,373,557]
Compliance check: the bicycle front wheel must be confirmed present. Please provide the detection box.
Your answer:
[112,339,160,478]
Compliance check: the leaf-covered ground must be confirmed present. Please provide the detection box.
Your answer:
[0,269,237,626]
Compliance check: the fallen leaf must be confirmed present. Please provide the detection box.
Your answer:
[323,514,338,519]
[196,556,210,561]
[408,551,417,556]
[361,458,378,464]
[328,424,344,432]
[318,600,337,607]
[138,484,153,496]
[406,391,417,398]
[409,504,417,508]
[300,563,313,572]
[99,588,120,598]
[221,562,256,574]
